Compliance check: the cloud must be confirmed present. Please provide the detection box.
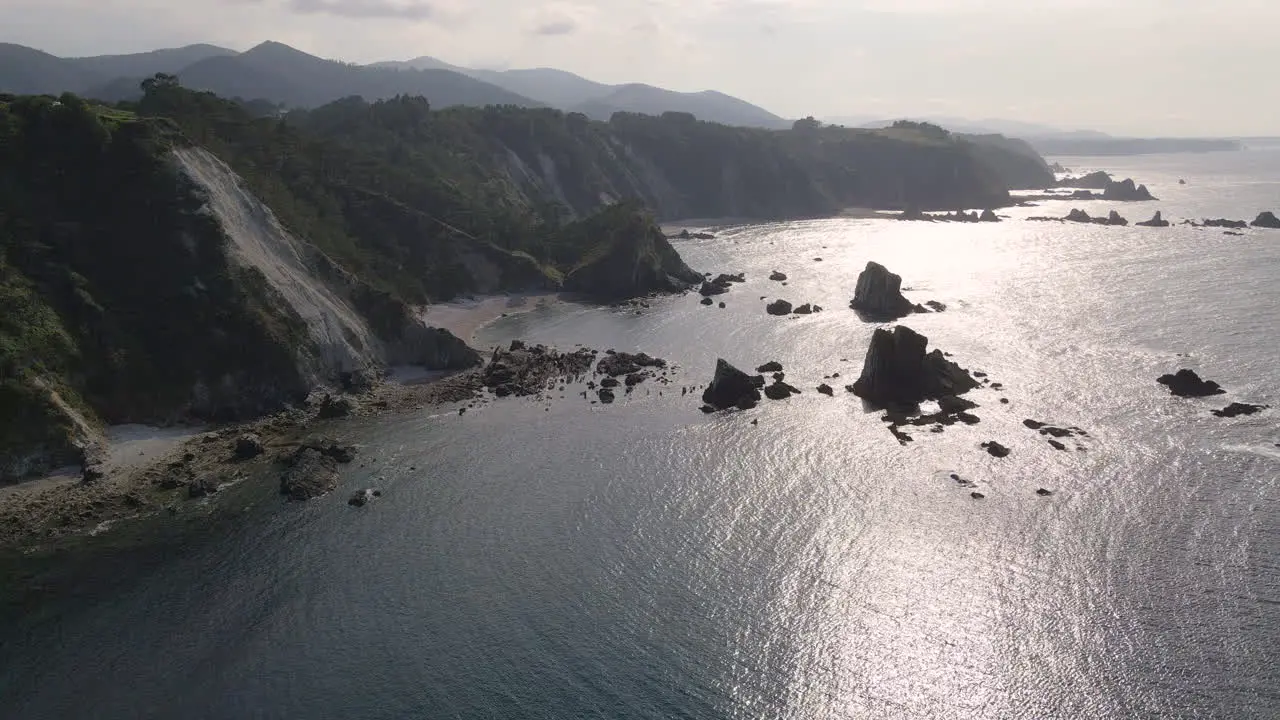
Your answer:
[525,2,596,36]
[533,18,577,35]
[289,0,438,20]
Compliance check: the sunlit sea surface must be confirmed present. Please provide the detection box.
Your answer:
[2,151,1278,719]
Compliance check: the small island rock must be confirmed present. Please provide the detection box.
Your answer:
[1157,369,1226,397]
[701,359,765,410]
[766,299,793,316]
[850,326,980,408]
[1136,211,1169,227]
[850,261,916,320]
[1251,211,1280,229]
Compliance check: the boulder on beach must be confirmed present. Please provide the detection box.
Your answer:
[766,299,793,316]
[1251,211,1280,229]
[850,261,916,320]
[701,359,765,410]
[850,326,980,408]
[1157,369,1225,397]
[1136,211,1169,227]
[233,433,265,461]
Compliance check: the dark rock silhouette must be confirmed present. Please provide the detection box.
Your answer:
[1252,211,1280,229]
[1057,170,1111,189]
[280,439,356,501]
[979,209,1000,222]
[701,359,765,410]
[793,303,816,315]
[756,361,783,373]
[1103,178,1155,201]
[1065,208,1092,223]
[1136,211,1169,227]
[233,433,265,461]
[817,384,834,396]
[850,326,979,408]
[766,299,793,316]
[1212,402,1267,418]
[850,261,916,320]
[981,441,1011,458]
[700,297,713,305]
[1202,218,1248,229]
[1157,369,1225,397]
[1106,210,1128,226]
[769,271,788,281]
[1036,488,1054,496]
[764,380,801,400]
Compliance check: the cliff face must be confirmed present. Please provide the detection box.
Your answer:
[437,109,1023,219]
[0,97,476,480]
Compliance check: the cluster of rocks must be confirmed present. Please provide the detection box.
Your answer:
[1052,172,1156,201]
[483,341,598,399]
[1023,419,1089,452]
[593,351,669,403]
[895,208,1000,223]
[849,262,944,320]
[699,273,745,297]
[669,229,716,240]
[1029,208,1130,226]
[1182,213,1280,230]
[698,359,814,411]
[1158,368,1270,418]
[279,437,358,501]
[765,299,823,316]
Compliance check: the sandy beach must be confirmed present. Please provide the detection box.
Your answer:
[419,292,563,344]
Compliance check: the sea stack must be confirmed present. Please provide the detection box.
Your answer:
[850,262,916,320]
[701,359,765,410]
[850,326,979,408]
[1136,211,1170,227]
[1251,211,1280,229]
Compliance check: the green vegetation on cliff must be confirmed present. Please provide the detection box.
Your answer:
[0,93,311,476]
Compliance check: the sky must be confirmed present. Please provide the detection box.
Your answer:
[2,0,1278,136]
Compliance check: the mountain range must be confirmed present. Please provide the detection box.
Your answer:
[0,41,789,128]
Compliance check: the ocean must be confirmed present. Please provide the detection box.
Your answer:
[1,150,1277,719]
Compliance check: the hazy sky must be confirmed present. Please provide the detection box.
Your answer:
[3,0,1277,135]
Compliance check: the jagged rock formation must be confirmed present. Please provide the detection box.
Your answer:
[1103,178,1156,201]
[279,438,357,500]
[1212,402,1267,418]
[850,326,979,408]
[562,206,703,300]
[1031,208,1129,226]
[979,209,1000,222]
[701,359,765,411]
[849,262,916,320]
[1106,210,1129,226]
[1157,369,1225,397]
[1200,218,1248,229]
[1252,211,1280,229]
[1136,211,1169,227]
[1056,170,1112,189]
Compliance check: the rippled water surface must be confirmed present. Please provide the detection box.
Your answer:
[2,151,1278,719]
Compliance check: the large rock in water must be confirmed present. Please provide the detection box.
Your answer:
[562,206,703,300]
[701,359,765,410]
[1136,211,1169,227]
[1103,178,1156,201]
[1157,369,1225,397]
[1252,211,1280,229]
[850,262,915,320]
[851,326,979,408]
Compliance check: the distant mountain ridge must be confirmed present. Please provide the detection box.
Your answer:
[373,55,790,129]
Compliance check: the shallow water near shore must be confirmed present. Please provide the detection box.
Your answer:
[2,150,1279,719]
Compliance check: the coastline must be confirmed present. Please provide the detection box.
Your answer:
[420,291,563,345]
[0,292,558,551]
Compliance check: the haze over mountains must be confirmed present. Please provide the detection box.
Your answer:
[0,41,788,129]
[0,39,1251,153]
